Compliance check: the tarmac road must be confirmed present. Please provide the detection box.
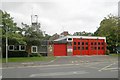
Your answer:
[1,55,119,78]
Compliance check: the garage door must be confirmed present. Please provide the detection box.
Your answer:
[73,38,89,56]
[54,44,67,56]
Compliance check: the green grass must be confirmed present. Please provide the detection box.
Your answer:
[109,53,120,57]
[2,56,56,63]
[0,58,1,63]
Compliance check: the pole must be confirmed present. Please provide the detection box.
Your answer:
[6,26,8,63]
[0,25,3,60]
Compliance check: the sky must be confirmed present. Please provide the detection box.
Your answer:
[1,0,119,35]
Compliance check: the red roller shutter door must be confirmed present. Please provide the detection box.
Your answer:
[54,44,67,56]
[73,38,89,56]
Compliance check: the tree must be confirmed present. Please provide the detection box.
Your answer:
[44,34,51,40]
[1,10,26,45]
[21,22,45,40]
[94,14,120,52]
[73,31,94,36]
[49,33,60,40]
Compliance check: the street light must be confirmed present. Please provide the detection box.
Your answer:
[0,24,3,60]
[5,25,8,63]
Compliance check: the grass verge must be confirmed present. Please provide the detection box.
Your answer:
[109,53,120,57]
[2,56,56,63]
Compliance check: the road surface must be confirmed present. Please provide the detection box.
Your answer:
[1,55,119,78]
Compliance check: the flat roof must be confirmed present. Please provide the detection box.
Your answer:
[54,41,67,44]
[54,36,106,41]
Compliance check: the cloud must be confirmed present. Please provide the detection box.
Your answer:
[2,0,119,35]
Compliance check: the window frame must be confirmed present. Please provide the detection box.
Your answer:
[31,46,38,53]
[73,46,77,50]
[98,42,100,45]
[94,42,97,45]
[86,47,88,50]
[78,47,80,50]
[102,47,104,50]
[86,42,88,45]
[8,45,14,51]
[98,47,100,50]
[19,45,26,51]
[74,42,76,45]
[68,38,72,41]
[91,42,93,45]
[101,42,104,45]
[82,42,84,45]
[82,47,84,50]
[94,47,97,50]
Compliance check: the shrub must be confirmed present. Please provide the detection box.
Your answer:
[106,49,110,55]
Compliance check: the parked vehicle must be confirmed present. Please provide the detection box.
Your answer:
[113,46,120,54]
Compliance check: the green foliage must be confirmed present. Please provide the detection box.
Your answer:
[44,34,51,40]
[1,10,51,48]
[105,49,110,55]
[0,10,2,25]
[94,14,120,52]
[1,10,26,45]
[73,31,94,36]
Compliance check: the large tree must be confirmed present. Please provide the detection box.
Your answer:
[94,15,120,52]
[1,10,26,45]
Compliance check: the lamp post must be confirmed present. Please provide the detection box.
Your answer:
[5,25,8,63]
[0,25,3,59]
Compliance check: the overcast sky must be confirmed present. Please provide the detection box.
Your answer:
[1,0,119,35]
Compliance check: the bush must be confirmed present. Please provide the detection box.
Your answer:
[106,49,110,55]
[2,51,28,58]
[29,53,42,57]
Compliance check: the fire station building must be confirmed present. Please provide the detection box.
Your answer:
[53,36,106,56]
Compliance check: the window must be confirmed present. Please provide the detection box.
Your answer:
[98,42,100,45]
[82,42,84,45]
[73,46,76,50]
[74,42,76,45]
[94,42,97,45]
[94,47,97,50]
[86,42,88,45]
[31,46,38,53]
[101,42,104,45]
[91,42,93,45]
[78,42,80,45]
[86,47,88,50]
[82,47,84,50]
[14,45,19,50]
[8,45,14,51]
[91,47,94,50]
[98,47,100,50]
[68,38,72,40]
[20,45,26,51]
[102,47,104,50]
[78,47,80,50]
